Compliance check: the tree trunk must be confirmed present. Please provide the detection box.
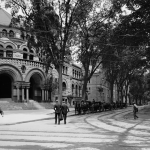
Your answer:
[117,85,120,102]
[82,77,88,101]
[110,82,114,103]
[58,65,63,105]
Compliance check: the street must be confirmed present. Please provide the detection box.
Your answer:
[0,107,150,150]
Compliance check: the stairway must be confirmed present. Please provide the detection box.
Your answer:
[0,98,55,110]
[28,100,46,109]
[0,98,37,110]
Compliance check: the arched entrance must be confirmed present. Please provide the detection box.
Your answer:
[29,74,42,102]
[0,73,13,98]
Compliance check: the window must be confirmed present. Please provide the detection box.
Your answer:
[23,48,28,60]
[62,82,66,91]
[6,51,13,58]
[75,70,76,78]
[9,30,14,37]
[0,45,4,57]
[66,67,68,74]
[76,85,78,96]
[6,46,13,58]
[29,50,34,60]
[79,86,81,97]
[0,50,4,57]
[73,69,74,77]
[2,29,7,37]
[79,72,81,79]
[72,84,74,95]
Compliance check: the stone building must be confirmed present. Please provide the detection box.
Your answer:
[0,8,82,103]
[87,67,118,103]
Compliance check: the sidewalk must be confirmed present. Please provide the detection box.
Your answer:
[0,105,150,126]
[0,108,75,125]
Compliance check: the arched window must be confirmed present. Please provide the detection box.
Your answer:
[0,45,4,57]
[2,29,7,37]
[29,50,34,60]
[73,69,74,77]
[23,48,28,60]
[75,70,76,78]
[9,30,14,37]
[72,84,74,96]
[79,86,81,97]
[76,85,78,96]
[62,82,66,91]
[66,67,68,74]
[6,46,13,58]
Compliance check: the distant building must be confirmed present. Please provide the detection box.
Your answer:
[87,67,118,103]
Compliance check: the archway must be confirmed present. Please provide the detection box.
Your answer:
[29,74,42,102]
[62,82,67,91]
[0,73,13,98]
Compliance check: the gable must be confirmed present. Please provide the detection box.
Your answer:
[0,8,12,26]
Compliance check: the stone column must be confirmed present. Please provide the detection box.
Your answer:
[26,88,29,102]
[42,89,44,102]
[46,90,49,101]
[22,87,24,102]
[4,51,6,57]
[27,55,29,60]
[17,86,20,102]
[45,90,47,101]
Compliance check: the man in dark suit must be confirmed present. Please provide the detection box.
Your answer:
[61,100,69,124]
[0,107,4,117]
[54,100,61,124]
[133,101,138,119]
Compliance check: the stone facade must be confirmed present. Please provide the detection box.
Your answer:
[0,8,82,103]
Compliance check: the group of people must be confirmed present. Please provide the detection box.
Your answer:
[53,100,69,125]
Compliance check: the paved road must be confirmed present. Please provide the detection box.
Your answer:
[0,107,150,150]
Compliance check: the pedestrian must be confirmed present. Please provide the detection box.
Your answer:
[0,107,4,117]
[54,100,61,125]
[61,100,69,124]
[133,101,138,119]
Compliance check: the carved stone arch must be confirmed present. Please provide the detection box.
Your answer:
[0,64,23,81]
[30,48,36,53]
[62,79,68,88]
[20,45,29,52]
[0,41,5,47]
[5,42,17,49]
[25,68,46,83]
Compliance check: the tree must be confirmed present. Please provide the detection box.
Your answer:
[4,0,94,104]
[129,71,146,105]
[44,75,58,102]
[74,0,112,100]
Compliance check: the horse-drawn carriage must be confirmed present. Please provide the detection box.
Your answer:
[74,100,127,115]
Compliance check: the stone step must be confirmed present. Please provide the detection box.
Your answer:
[0,100,37,111]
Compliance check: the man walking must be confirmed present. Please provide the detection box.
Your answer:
[61,100,69,124]
[0,107,4,117]
[54,100,61,124]
[133,101,138,119]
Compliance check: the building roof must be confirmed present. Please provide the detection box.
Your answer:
[0,8,12,26]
